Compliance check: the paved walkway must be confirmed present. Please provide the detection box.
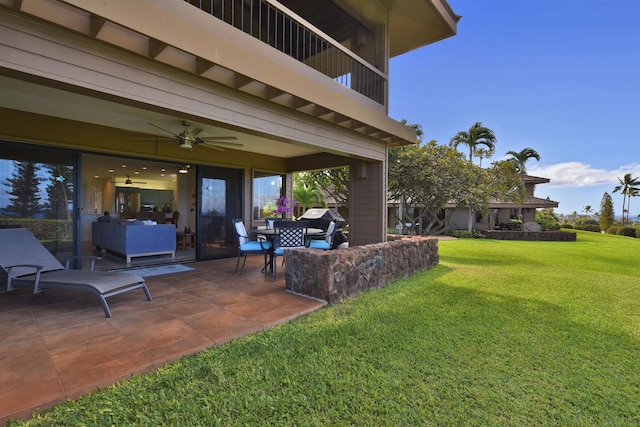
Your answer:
[0,257,325,425]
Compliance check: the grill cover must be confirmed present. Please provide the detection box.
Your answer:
[298,208,346,231]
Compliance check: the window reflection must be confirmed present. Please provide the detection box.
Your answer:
[252,172,282,219]
[0,142,76,261]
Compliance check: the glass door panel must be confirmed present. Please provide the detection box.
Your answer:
[197,166,243,260]
[0,141,77,264]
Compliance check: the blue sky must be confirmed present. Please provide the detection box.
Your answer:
[388,0,640,216]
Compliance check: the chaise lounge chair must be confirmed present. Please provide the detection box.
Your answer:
[0,228,152,317]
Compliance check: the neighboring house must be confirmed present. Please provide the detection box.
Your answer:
[0,1,459,265]
[446,174,559,231]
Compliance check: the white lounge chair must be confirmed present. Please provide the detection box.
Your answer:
[0,228,152,317]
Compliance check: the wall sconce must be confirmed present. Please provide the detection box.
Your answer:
[357,161,367,179]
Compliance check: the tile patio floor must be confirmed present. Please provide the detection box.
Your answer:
[0,256,325,425]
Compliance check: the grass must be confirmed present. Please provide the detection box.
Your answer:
[10,230,640,426]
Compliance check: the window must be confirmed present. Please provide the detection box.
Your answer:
[0,141,76,262]
[252,171,283,220]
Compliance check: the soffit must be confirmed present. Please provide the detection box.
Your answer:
[336,0,460,56]
[3,0,416,147]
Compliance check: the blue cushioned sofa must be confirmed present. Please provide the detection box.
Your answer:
[92,220,176,263]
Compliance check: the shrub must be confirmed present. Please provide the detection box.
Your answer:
[617,226,637,238]
[606,226,619,235]
[561,223,574,229]
[536,213,560,231]
[449,229,473,238]
[581,224,601,233]
[637,229,640,238]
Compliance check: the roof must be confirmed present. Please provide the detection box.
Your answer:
[520,174,551,184]
[489,196,559,209]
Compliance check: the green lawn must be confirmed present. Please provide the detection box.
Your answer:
[12,230,640,426]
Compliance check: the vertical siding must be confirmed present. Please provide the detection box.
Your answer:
[348,160,385,245]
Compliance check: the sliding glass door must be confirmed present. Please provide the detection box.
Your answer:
[0,141,78,263]
[197,165,243,260]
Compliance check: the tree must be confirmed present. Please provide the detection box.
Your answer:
[456,159,526,232]
[449,122,497,163]
[613,173,640,225]
[388,141,524,234]
[598,192,615,231]
[292,180,326,216]
[297,168,349,208]
[4,161,43,217]
[389,141,469,234]
[474,147,495,168]
[43,164,74,220]
[583,205,592,218]
[505,147,540,174]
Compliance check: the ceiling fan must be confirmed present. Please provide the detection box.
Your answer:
[124,175,147,185]
[144,121,242,151]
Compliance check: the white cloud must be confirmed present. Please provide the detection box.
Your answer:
[529,162,640,188]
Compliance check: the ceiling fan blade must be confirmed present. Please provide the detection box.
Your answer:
[199,142,226,151]
[201,140,243,147]
[190,127,204,137]
[127,137,172,140]
[148,123,180,137]
[200,136,238,141]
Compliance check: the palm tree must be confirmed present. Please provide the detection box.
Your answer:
[292,182,326,217]
[583,205,592,218]
[474,147,495,168]
[449,122,497,163]
[505,147,540,174]
[613,173,640,225]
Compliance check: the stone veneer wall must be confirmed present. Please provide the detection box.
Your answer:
[285,237,439,303]
[484,231,577,241]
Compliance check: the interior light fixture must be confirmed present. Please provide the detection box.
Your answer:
[178,166,188,174]
[125,175,132,185]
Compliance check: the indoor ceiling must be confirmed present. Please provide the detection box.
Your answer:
[82,153,191,185]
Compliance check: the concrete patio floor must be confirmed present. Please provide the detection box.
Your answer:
[0,256,325,424]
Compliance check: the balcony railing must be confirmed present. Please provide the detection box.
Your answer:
[185,0,386,105]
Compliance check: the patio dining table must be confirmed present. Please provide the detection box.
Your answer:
[253,225,326,239]
[250,225,326,273]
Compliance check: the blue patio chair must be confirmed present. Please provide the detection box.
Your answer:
[308,220,336,250]
[271,220,308,280]
[232,219,272,274]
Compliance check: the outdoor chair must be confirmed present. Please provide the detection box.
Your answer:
[307,220,336,250]
[271,220,308,280]
[232,218,272,274]
[0,227,152,318]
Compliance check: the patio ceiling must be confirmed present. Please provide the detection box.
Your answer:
[0,75,320,160]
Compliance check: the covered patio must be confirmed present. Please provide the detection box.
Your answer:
[0,257,325,424]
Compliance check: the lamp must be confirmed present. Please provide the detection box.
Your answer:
[178,166,188,174]
[125,175,132,185]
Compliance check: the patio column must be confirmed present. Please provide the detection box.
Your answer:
[348,159,386,245]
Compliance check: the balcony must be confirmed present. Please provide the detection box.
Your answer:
[185,0,386,105]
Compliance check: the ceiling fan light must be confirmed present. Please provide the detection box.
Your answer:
[179,141,193,149]
[125,176,132,185]
[178,167,188,174]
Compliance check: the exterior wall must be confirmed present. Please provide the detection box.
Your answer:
[349,160,386,245]
[448,208,471,230]
[497,209,514,226]
[286,237,439,303]
[523,208,536,223]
